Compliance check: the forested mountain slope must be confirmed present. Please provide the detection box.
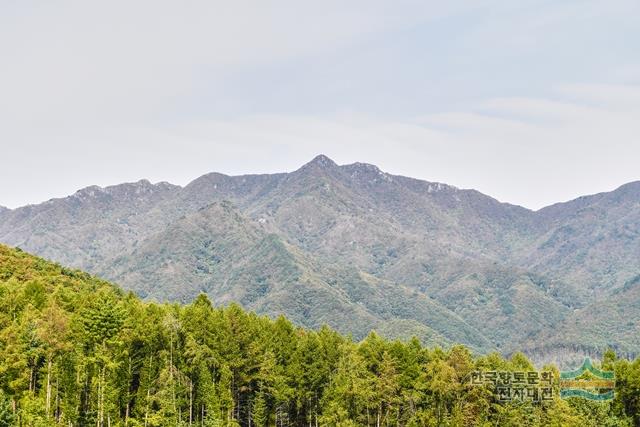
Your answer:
[1,244,640,426]
[1,156,639,355]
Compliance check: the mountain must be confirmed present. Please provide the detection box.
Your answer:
[517,181,640,302]
[1,155,639,356]
[525,272,640,358]
[103,201,493,351]
[0,180,181,271]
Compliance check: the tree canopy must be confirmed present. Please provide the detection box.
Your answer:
[0,244,638,426]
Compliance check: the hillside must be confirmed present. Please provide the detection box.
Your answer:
[1,155,639,356]
[102,202,492,351]
[1,244,639,426]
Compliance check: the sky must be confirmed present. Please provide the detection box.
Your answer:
[1,0,639,210]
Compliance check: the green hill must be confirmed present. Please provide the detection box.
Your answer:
[1,244,640,426]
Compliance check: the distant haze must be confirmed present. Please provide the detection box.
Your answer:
[1,1,639,209]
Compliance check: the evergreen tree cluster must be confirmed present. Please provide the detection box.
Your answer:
[1,244,639,426]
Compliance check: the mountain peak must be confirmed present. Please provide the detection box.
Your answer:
[70,179,180,202]
[74,185,103,197]
[293,155,340,177]
[306,154,338,169]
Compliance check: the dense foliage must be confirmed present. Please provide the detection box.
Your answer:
[1,244,639,426]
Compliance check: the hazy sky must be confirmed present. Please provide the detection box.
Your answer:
[1,1,639,210]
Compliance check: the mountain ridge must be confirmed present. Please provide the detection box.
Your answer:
[1,155,639,356]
